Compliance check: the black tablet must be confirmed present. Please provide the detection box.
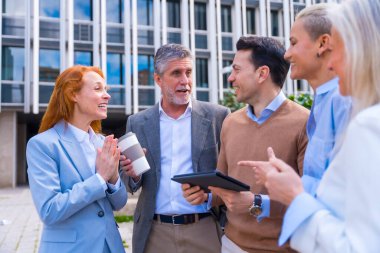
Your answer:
[171,171,250,193]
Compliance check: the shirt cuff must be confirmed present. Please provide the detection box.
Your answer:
[206,193,213,210]
[257,194,270,222]
[106,177,121,193]
[279,192,324,246]
[95,173,108,191]
[130,176,141,190]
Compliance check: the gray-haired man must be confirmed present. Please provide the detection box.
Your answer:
[120,44,230,253]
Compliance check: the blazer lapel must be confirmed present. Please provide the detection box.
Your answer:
[142,104,162,186]
[191,100,211,172]
[54,121,94,181]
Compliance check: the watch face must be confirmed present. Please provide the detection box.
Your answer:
[253,206,262,216]
[253,206,262,217]
[249,194,263,217]
[249,205,262,216]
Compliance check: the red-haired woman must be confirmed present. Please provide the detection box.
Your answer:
[27,65,127,253]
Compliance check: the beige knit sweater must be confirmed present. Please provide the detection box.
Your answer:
[215,100,309,252]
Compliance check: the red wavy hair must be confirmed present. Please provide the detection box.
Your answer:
[38,65,105,134]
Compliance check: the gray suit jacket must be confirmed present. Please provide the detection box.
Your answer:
[121,100,230,253]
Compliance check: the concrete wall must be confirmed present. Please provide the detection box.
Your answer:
[0,112,17,188]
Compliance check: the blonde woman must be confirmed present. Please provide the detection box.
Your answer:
[239,0,380,252]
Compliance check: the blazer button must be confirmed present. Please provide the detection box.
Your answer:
[98,211,104,217]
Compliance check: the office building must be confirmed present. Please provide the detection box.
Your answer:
[0,0,335,188]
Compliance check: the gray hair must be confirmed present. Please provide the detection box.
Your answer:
[154,44,193,75]
[329,0,380,116]
[296,3,332,41]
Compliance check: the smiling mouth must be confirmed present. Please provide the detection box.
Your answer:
[98,103,108,108]
[176,89,189,93]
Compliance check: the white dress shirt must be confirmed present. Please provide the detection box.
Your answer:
[67,123,121,191]
[155,100,209,214]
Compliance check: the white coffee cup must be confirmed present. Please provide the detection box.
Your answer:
[118,132,150,176]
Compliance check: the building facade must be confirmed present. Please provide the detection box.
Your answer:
[0,0,336,188]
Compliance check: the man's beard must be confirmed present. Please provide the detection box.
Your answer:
[164,85,191,105]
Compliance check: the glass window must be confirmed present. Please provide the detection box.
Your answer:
[74,24,93,41]
[196,91,209,102]
[107,27,124,43]
[39,86,54,104]
[294,5,305,17]
[137,0,153,26]
[138,89,155,106]
[138,55,154,86]
[107,0,122,23]
[40,20,60,39]
[223,60,232,89]
[196,58,208,88]
[222,37,233,51]
[2,17,24,36]
[195,34,207,49]
[40,0,60,18]
[108,87,125,105]
[167,0,180,28]
[194,2,207,30]
[221,5,232,33]
[2,0,25,15]
[271,10,279,36]
[107,53,124,85]
[1,46,24,81]
[168,32,181,44]
[74,51,93,66]
[247,8,256,35]
[138,30,154,45]
[39,49,60,82]
[1,84,24,103]
[74,0,92,21]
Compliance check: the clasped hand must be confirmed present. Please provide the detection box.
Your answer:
[96,135,120,184]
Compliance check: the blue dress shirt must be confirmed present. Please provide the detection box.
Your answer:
[301,78,351,195]
[279,78,351,245]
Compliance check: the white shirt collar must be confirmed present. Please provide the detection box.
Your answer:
[67,122,95,143]
[158,98,193,119]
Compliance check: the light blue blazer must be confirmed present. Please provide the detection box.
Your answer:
[27,120,127,253]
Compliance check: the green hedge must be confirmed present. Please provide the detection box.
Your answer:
[220,90,313,112]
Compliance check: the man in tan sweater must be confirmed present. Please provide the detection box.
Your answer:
[182,36,309,252]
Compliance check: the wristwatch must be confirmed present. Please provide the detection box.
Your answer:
[249,194,262,217]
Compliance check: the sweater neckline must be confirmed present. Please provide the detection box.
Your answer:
[246,99,289,128]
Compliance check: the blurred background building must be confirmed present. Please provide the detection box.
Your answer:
[0,0,338,188]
